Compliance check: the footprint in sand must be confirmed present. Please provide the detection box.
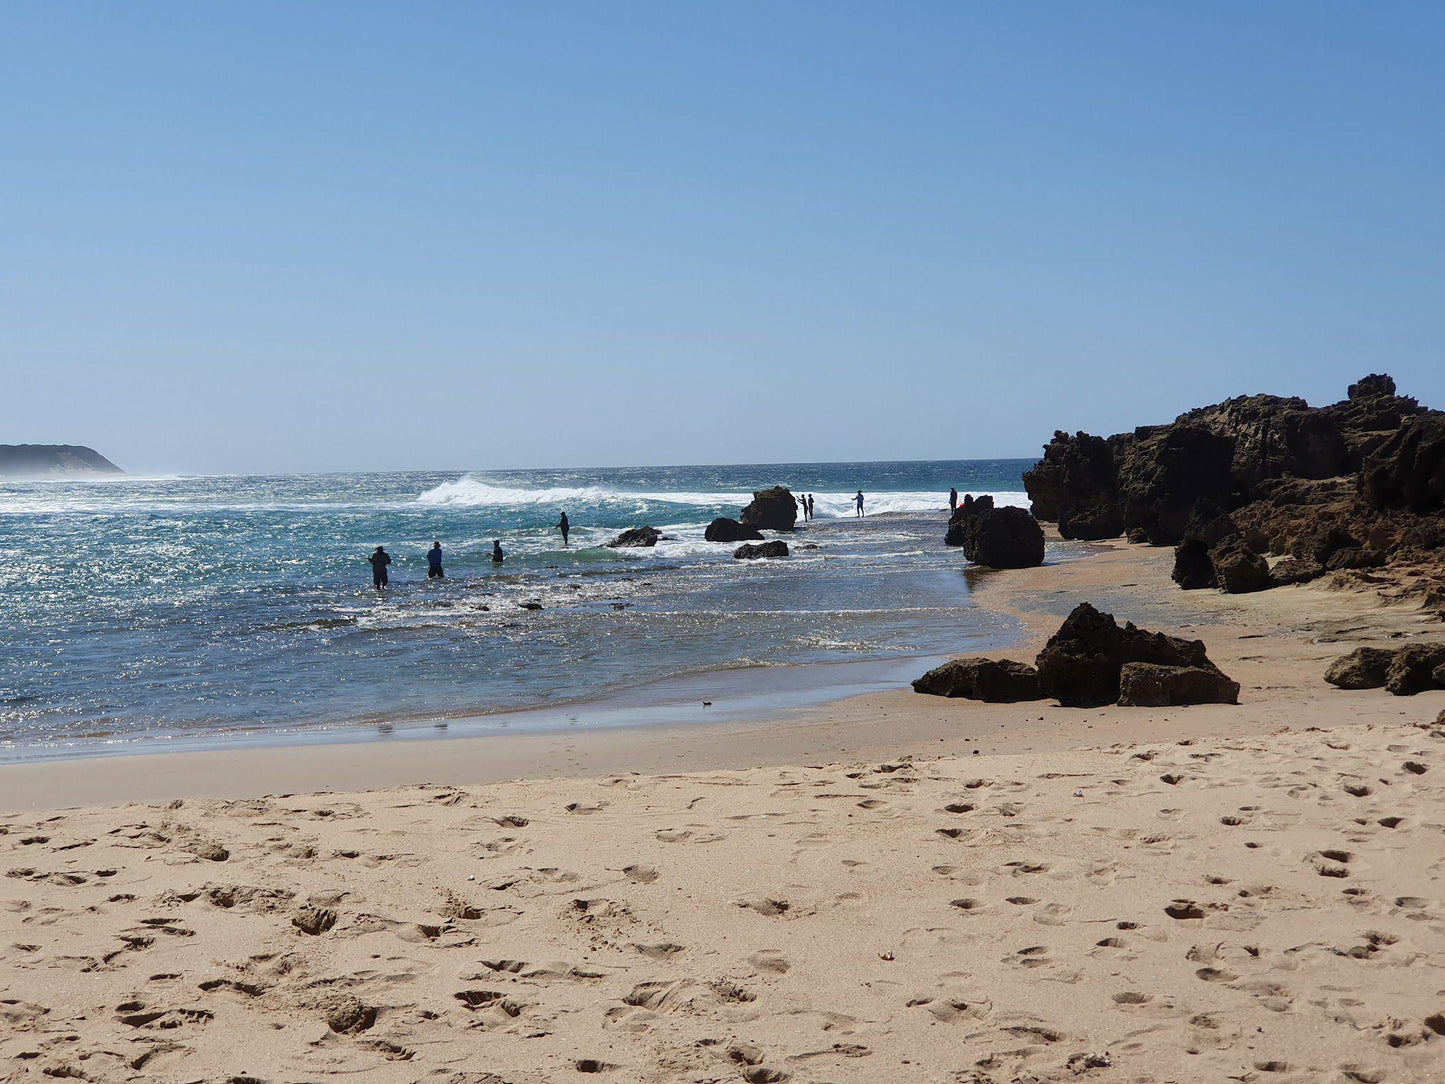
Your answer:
[748,949,790,974]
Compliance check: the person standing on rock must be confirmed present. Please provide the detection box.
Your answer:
[949,487,958,514]
[556,511,570,547]
[369,545,392,590]
[855,491,865,517]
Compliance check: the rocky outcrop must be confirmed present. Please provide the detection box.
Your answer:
[606,527,664,548]
[1349,373,1396,400]
[1324,643,1445,695]
[1359,414,1445,513]
[705,517,763,543]
[911,658,1043,701]
[1116,425,1237,545]
[945,498,1044,569]
[734,540,789,560]
[1034,602,1236,708]
[1118,662,1240,707]
[1021,432,1123,539]
[0,444,122,477]
[740,487,798,532]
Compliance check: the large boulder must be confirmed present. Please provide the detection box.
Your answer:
[1349,373,1397,400]
[1208,535,1272,594]
[1359,413,1445,513]
[734,540,789,560]
[1117,425,1238,545]
[606,526,664,548]
[1384,643,1445,696]
[705,517,763,543]
[740,487,799,531]
[946,504,1044,569]
[1118,663,1239,707]
[1267,556,1325,586]
[1022,432,1124,539]
[1035,602,1231,707]
[1324,647,1396,690]
[911,658,1043,702]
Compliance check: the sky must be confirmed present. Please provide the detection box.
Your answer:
[2,2,1442,474]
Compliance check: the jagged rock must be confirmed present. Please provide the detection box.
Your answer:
[946,504,1044,569]
[1384,643,1445,696]
[1118,425,1238,545]
[1172,540,1216,590]
[740,487,798,531]
[705,517,763,543]
[1349,373,1397,400]
[1268,556,1325,586]
[1360,413,1445,512]
[1324,647,1397,690]
[911,658,1043,701]
[1118,663,1240,707]
[606,526,664,548]
[1323,546,1387,571]
[734,541,789,560]
[1035,602,1229,707]
[1208,535,1272,594]
[1022,432,1123,539]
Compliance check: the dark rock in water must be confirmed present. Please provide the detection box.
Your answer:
[1208,535,1272,594]
[1324,646,1396,690]
[734,540,789,560]
[0,444,123,478]
[740,486,798,531]
[911,658,1043,702]
[1022,432,1124,539]
[606,526,664,549]
[705,517,763,543]
[946,502,1044,569]
[1359,413,1445,513]
[1035,602,1230,707]
[1268,556,1325,586]
[1384,643,1445,696]
[1117,663,1240,706]
[1349,373,1397,400]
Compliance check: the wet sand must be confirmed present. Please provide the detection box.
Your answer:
[3,540,1444,1082]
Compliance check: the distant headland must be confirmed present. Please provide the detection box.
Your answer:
[0,444,123,478]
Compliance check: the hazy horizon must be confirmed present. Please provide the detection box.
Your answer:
[6,3,1442,474]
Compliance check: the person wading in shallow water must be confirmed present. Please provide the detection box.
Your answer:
[427,540,444,579]
[855,490,865,517]
[808,494,815,519]
[556,511,570,547]
[369,545,392,589]
[949,487,958,514]
[491,540,504,564]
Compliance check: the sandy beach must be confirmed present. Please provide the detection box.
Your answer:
[4,542,1445,1082]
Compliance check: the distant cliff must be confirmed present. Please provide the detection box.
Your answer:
[0,444,123,478]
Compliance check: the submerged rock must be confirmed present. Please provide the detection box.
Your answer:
[740,487,798,531]
[734,540,789,560]
[911,658,1043,702]
[606,526,664,548]
[705,517,763,543]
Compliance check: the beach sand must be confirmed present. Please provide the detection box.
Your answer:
[3,542,1445,1082]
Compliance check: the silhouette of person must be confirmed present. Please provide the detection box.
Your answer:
[491,540,504,564]
[949,487,958,514]
[369,545,392,589]
[807,494,815,519]
[855,491,865,517]
[427,540,444,579]
[797,494,807,520]
[557,511,570,546]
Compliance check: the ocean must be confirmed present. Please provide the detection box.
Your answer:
[0,459,1067,760]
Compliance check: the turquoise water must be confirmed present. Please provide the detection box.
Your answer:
[0,459,1049,758]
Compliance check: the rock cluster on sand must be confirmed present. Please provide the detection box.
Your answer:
[704,517,764,543]
[734,540,789,560]
[1325,643,1445,696]
[739,486,798,531]
[944,494,1045,569]
[1024,375,1445,609]
[606,526,666,548]
[914,602,1238,708]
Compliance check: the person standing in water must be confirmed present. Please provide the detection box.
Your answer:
[797,494,809,521]
[949,487,958,514]
[369,545,392,589]
[556,511,570,546]
[427,540,444,579]
[807,494,815,519]
[855,490,865,517]
[491,540,504,564]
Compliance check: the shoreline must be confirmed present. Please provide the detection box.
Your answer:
[4,539,1441,810]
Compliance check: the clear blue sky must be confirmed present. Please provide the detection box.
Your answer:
[4,3,1441,474]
